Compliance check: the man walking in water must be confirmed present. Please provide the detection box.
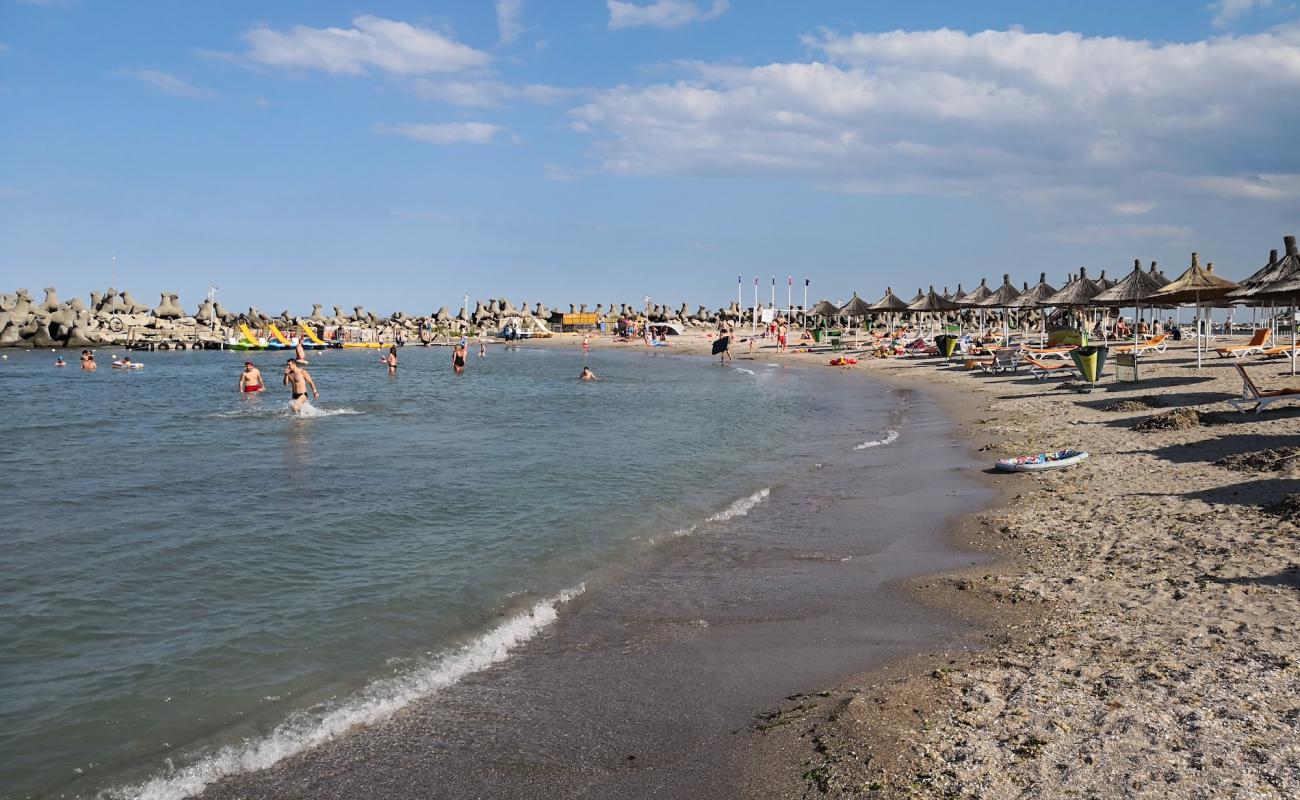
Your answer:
[238,360,265,393]
[283,358,318,413]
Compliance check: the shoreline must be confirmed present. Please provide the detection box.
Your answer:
[183,350,1003,800]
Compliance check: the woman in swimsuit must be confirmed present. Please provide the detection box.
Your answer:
[386,346,398,375]
[452,343,467,373]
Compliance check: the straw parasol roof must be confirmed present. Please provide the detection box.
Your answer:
[950,283,968,304]
[1148,252,1240,305]
[1226,238,1296,302]
[868,287,909,312]
[958,278,991,306]
[1041,267,1104,307]
[1093,259,1172,306]
[907,287,925,305]
[977,274,1023,308]
[907,285,959,312]
[1004,272,1058,309]
[808,299,841,317]
[839,292,873,318]
[1095,270,1114,291]
[1237,236,1300,300]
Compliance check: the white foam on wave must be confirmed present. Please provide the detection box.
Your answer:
[855,430,899,450]
[293,404,362,418]
[731,366,756,375]
[706,487,770,522]
[110,586,584,800]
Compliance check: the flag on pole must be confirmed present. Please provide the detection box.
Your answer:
[788,276,792,286]
[805,277,810,287]
[754,276,758,286]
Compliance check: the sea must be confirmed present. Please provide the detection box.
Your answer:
[0,343,983,799]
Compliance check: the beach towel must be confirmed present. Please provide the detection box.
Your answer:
[711,336,730,355]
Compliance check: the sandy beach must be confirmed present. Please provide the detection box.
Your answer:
[597,328,1300,798]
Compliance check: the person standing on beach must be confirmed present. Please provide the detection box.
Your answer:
[778,319,789,353]
[283,359,318,413]
[238,361,265,393]
[582,334,590,354]
[452,342,467,374]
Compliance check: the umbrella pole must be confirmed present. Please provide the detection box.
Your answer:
[1292,304,1297,377]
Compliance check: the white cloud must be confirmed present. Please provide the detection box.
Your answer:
[568,26,1300,206]
[607,0,729,30]
[544,164,582,181]
[1210,0,1273,28]
[408,78,566,107]
[1111,201,1157,216]
[123,69,215,98]
[1187,173,1300,199]
[254,96,271,108]
[243,15,489,76]
[496,0,526,44]
[372,121,505,145]
[1039,224,1197,244]
[16,0,78,6]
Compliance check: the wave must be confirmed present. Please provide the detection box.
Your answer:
[855,430,899,450]
[110,586,584,800]
[293,404,362,418]
[730,367,756,375]
[707,486,770,521]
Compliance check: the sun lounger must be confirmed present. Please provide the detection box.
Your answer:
[1113,333,1169,356]
[1258,345,1297,359]
[978,348,1019,374]
[1023,356,1076,379]
[1227,363,1300,413]
[1215,328,1272,359]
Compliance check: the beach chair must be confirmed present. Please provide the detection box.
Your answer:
[1023,356,1076,379]
[979,348,1019,374]
[1258,345,1296,359]
[1215,328,1272,359]
[1227,363,1300,413]
[1113,333,1169,356]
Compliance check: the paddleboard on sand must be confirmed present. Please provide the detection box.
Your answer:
[995,449,1088,473]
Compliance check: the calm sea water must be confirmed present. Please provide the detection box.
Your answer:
[0,344,900,800]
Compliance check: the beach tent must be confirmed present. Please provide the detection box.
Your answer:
[1148,253,1241,370]
[1229,235,1300,374]
[977,274,1023,344]
[1093,259,1172,348]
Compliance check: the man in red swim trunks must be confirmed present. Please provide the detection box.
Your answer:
[237,361,265,393]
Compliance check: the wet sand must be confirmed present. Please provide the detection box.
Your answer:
[197,365,997,799]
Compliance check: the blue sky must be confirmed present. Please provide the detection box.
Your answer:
[2,0,1299,314]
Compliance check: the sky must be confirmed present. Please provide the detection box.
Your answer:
[2,0,1299,314]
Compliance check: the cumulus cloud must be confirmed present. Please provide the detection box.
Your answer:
[568,26,1300,205]
[496,0,526,44]
[123,69,215,98]
[608,0,729,30]
[243,15,489,76]
[1111,201,1158,216]
[1210,0,1273,28]
[408,78,566,107]
[372,121,505,145]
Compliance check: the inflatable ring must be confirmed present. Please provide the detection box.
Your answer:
[108,317,125,332]
[156,342,170,350]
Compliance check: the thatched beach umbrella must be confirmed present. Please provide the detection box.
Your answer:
[908,285,959,335]
[959,278,992,307]
[1093,259,1173,347]
[950,284,968,304]
[809,299,840,317]
[1232,235,1300,373]
[839,293,872,318]
[1148,252,1241,369]
[977,274,1023,343]
[1040,267,1104,338]
[1004,272,1058,343]
[868,287,909,313]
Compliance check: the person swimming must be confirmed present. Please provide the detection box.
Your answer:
[579,366,599,381]
[55,357,66,367]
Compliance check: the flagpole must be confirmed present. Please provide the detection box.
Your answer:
[786,276,792,318]
[803,278,808,327]
[770,276,775,314]
[753,277,758,335]
[737,274,742,323]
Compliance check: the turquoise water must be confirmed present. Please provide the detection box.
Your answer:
[0,345,894,799]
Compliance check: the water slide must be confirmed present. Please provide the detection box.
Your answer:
[268,323,293,346]
[237,323,263,348]
[299,322,328,346]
